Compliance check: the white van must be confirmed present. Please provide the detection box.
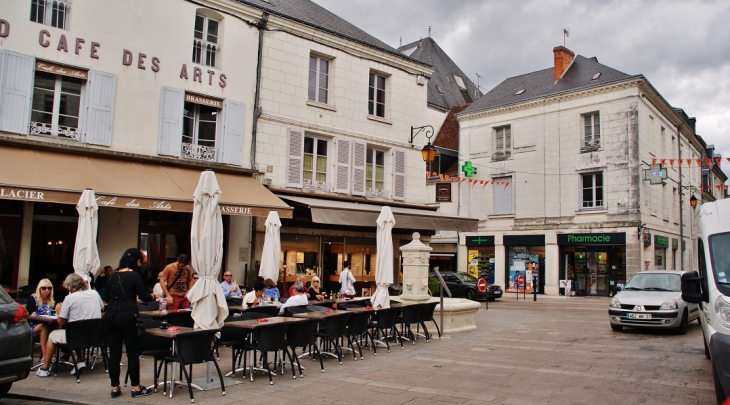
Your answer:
[682,198,730,404]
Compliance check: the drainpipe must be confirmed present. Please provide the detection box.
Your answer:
[250,12,269,170]
[677,124,684,270]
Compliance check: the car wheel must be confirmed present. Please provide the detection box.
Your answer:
[0,382,11,400]
[465,289,476,301]
[705,337,711,360]
[676,310,689,335]
[712,361,727,405]
[610,324,623,332]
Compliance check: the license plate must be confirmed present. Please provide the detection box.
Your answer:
[627,313,651,320]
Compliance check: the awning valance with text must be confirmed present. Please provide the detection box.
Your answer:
[279,195,478,232]
[0,145,292,218]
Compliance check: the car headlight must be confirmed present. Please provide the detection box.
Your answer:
[660,299,677,310]
[715,295,730,329]
[609,297,621,308]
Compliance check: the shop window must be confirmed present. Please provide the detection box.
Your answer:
[303,136,329,190]
[30,0,70,30]
[192,14,220,68]
[505,246,544,294]
[308,55,330,104]
[581,172,604,209]
[182,101,218,161]
[493,176,513,215]
[30,70,83,140]
[368,72,386,118]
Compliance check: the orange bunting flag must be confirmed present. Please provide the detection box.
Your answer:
[707,159,713,167]
[696,159,702,167]
[660,159,666,166]
[504,182,510,189]
[472,180,478,188]
[717,185,723,192]
[727,158,730,164]
[678,160,683,168]
[686,159,692,167]
[482,181,488,189]
[716,158,722,166]
[669,159,675,168]
[459,177,467,184]
[652,158,657,166]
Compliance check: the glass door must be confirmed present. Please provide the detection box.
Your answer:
[321,237,344,295]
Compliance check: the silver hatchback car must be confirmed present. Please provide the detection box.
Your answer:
[608,270,700,334]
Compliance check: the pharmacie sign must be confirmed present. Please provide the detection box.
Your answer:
[654,235,669,248]
[558,232,626,245]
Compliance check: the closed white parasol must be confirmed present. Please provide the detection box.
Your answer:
[73,189,100,285]
[258,210,281,283]
[371,206,395,309]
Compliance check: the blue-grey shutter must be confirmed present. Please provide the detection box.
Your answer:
[334,138,351,194]
[352,141,366,196]
[286,128,304,188]
[392,148,406,201]
[83,70,117,146]
[0,51,34,134]
[493,176,513,215]
[158,87,184,157]
[220,99,244,166]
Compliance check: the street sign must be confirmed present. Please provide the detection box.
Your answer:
[517,274,525,287]
[477,278,487,293]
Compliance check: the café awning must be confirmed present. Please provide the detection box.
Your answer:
[0,145,292,218]
[279,195,478,232]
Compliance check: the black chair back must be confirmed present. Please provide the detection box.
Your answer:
[219,318,250,344]
[146,300,160,310]
[346,311,370,335]
[419,302,439,322]
[283,305,310,317]
[285,319,318,348]
[240,312,271,320]
[401,305,423,325]
[255,323,289,352]
[324,312,351,337]
[175,329,219,365]
[375,307,399,329]
[65,318,105,351]
[246,305,279,316]
[307,305,330,312]
[167,311,194,328]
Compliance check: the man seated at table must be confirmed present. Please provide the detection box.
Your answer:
[36,273,104,377]
[220,271,242,298]
[288,275,310,299]
[279,281,309,315]
[242,282,265,310]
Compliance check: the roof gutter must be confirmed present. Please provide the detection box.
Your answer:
[250,12,269,170]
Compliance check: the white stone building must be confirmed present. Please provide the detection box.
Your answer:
[456,46,715,296]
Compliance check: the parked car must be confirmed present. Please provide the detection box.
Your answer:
[608,270,699,334]
[477,271,503,301]
[429,271,489,301]
[0,287,32,399]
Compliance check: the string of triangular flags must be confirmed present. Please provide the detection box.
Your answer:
[426,172,511,189]
[651,157,729,168]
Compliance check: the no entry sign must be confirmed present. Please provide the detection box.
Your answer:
[477,278,487,292]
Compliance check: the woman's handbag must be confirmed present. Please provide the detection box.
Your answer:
[113,272,145,337]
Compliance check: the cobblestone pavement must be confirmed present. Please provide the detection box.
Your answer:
[4,295,716,405]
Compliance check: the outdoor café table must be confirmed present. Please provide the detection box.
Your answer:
[223,317,304,378]
[28,314,59,324]
[144,325,196,398]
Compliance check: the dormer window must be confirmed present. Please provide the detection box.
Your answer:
[453,75,466,90]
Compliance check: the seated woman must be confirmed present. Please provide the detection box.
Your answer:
[308,276,326,300]
[26,278,56,363]
[262,278,280,301]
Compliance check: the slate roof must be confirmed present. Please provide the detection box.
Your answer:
[397,37,480,111]
[232,0,429,67]
[460,55,640,115]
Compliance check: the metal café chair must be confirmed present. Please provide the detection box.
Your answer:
[124,318,170,391]
[416,301,441,341]
[369,307,403,354]
[313,312,351,365]
[162,329,225,402]
[53,318,108,383]
[242,322,290,385]
[217,316,251,378]
[397,304,423,345]
[283,318,323,377]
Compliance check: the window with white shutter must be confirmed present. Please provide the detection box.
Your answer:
[286,128,305,188]
[352,141,366,196]
[493,176,513,215]
[334,138,351,193]
[366,148,385,197]
[220,99,245,165]
[0,51,35,134]
[393,148,406,201]
[83,70,117,146]
[157,87,184,157]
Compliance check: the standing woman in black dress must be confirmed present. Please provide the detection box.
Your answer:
[104,248,158,398]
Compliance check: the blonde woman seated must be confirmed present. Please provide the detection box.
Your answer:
[26,279,56,363]
[307,276,326,300]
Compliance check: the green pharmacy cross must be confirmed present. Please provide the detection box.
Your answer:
[644,164,668,185]
[471,236,490,245]
[462,161,476,177]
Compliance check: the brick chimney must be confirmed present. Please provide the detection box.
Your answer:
[553,46,575,82]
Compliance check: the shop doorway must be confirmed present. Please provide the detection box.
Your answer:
[321,237,344,294]
[564,246,624,296]
[138,211,191,286]
[0,200,22,288]
[655,248,666,270]
[29,203,78,293]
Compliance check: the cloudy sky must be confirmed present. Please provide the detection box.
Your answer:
[313,0,730,181]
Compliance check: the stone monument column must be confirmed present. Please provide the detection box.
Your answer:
[399,232,432,302]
